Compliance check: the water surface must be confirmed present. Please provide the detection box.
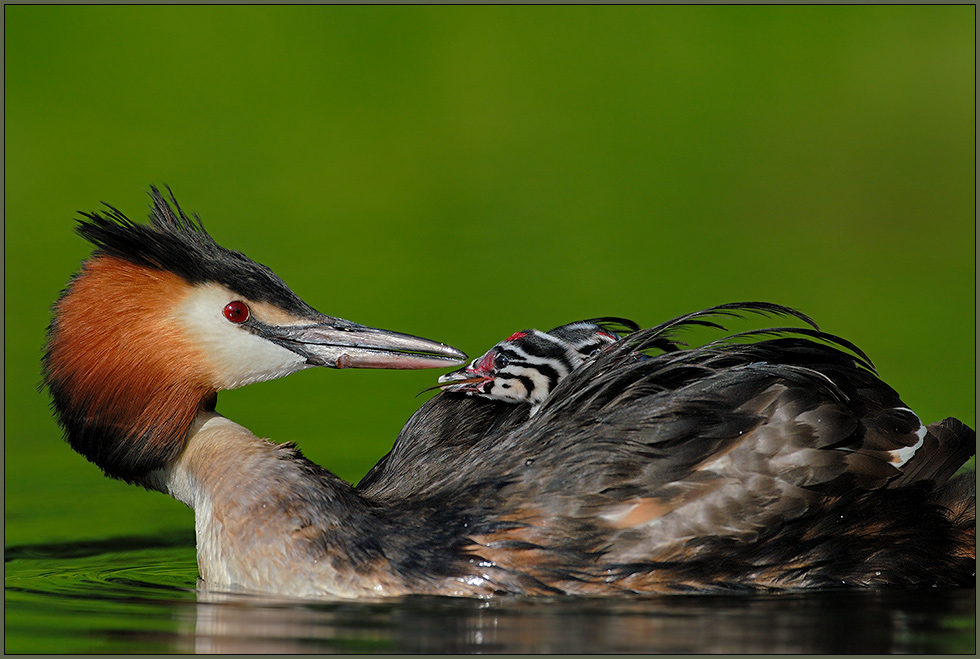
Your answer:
[5,533,974,654]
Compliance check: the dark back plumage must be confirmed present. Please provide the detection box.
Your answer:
[358,303,974,591]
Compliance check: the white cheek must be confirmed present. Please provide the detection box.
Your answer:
[493,380,528,403]
[176,285,308,390]
[511,366,552,404]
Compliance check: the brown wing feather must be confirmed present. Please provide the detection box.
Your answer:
[359,309,974,592]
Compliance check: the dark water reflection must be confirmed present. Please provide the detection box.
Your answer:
[191,588,975,654]
[4,535,975,654]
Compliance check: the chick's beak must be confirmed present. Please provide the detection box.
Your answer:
[262,317,468,370]
[435,367,493,393]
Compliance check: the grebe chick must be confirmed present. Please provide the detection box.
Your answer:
[436,318,639,415]
[44,189,975,598]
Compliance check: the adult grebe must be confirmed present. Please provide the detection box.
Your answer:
[44,188,975,598]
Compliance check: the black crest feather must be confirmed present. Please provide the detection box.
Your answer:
[76,186,316,317]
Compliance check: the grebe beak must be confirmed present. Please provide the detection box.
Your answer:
[259,317,468,370]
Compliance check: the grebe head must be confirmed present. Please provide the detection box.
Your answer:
[43,186,466,483]
[436,317,638,414]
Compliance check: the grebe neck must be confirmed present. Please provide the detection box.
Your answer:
[147,411,391,597]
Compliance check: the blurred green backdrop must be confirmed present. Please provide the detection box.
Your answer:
[4,6,975,549]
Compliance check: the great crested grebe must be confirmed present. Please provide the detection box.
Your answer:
[44,188,975,598]
[436,318,640,416]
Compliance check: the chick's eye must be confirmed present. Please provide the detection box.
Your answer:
[494,354,509,370]
[223,301,250,324]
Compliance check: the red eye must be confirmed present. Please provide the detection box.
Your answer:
[223,301,250,323]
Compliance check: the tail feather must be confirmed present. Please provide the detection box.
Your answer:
[932,470,976,515]
[890,417,976,488]
[930,470,976,561]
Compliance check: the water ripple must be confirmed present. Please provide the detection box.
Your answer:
[4,534,975,653]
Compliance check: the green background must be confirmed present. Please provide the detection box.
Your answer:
[4,6,975,550]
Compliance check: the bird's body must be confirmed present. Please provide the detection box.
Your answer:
[44,188,975,599]
[358,313,976,594]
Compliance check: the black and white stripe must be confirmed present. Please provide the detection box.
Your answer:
[437,317,638,415]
